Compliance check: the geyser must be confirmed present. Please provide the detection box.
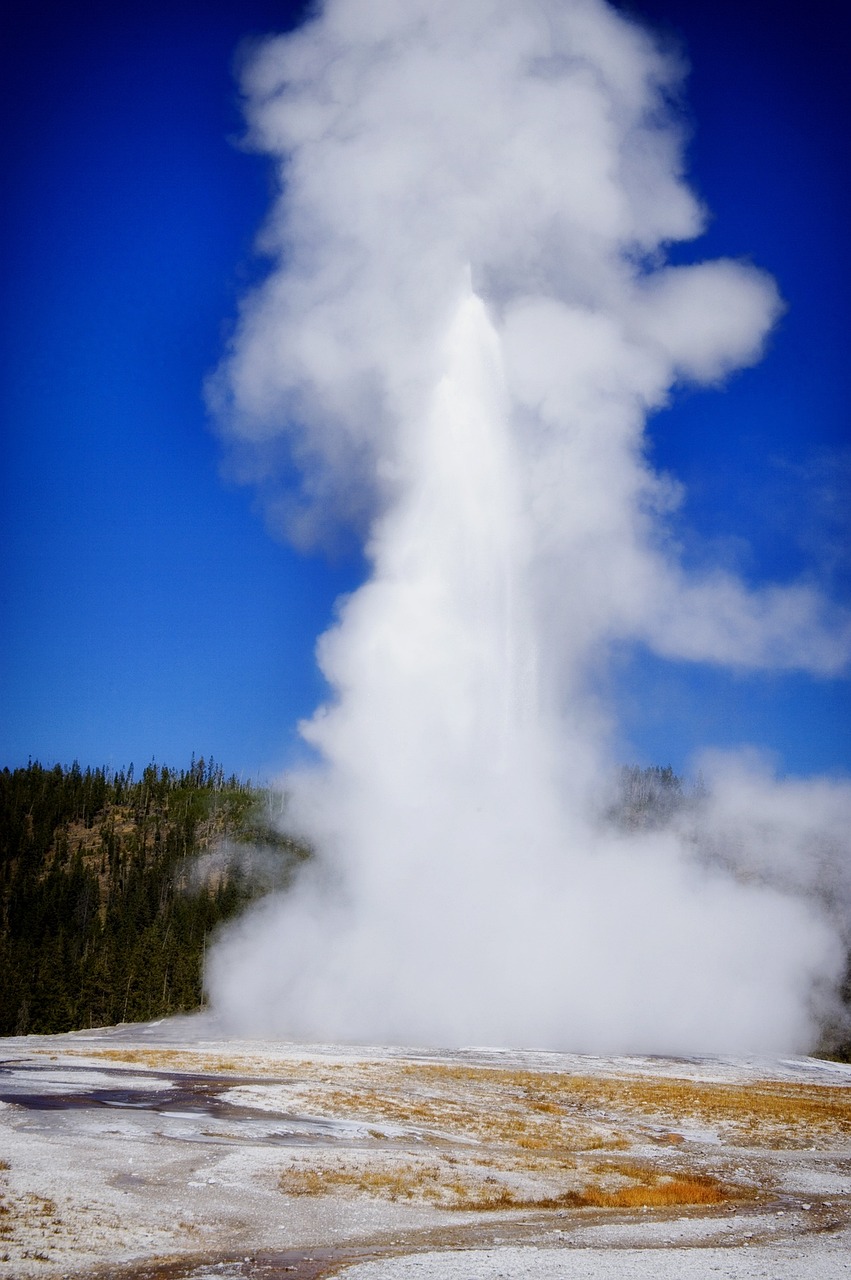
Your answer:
[208,0,851,1052]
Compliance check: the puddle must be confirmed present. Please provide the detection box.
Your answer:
[0,1086,182,1111]
[112,1171,150,1188]
[0,1064,390,1147]
[1,1061,281,1119]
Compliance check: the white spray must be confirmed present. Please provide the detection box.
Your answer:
[207,0,851,1053]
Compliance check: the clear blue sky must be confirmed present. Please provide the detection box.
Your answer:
[1,0,848,780]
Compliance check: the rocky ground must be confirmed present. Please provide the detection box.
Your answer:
[0,1017,849,1279]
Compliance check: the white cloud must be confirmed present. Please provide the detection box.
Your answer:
[207,0,851,1053]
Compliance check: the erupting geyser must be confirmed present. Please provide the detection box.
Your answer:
[207,0,851,1053]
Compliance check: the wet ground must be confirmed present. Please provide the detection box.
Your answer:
[0,1062,385,1147]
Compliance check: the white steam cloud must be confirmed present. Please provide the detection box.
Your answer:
[207,0,851,1053]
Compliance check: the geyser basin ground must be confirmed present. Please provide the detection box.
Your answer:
[1,1019,850,1279]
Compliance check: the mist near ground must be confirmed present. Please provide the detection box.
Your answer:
[206,0,851,1053]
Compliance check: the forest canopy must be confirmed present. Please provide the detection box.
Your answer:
[0,758,308,1036]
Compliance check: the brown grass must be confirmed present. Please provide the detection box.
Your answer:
[0,1189,61,1241]
[270,1075,628,1156]
[65,1047,258,1075]
[281,1158,480,1206]
[278,1154,732,1213]
[575,1175,727,1209]
[399,1063,851,1148]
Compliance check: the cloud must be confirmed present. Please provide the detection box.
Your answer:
[207,0,851,1053]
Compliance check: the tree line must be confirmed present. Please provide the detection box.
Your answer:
[0,758,308,1036]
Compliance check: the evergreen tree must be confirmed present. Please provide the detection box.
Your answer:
[0,759,307,1034]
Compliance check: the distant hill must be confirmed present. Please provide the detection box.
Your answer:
[0,758,309,1035]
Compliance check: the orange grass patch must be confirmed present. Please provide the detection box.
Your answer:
[278,1154,733,1212]
[570,1174,727,1209]
[68,1047,266,1075]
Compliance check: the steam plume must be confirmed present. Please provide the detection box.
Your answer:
[207,0,851,1053]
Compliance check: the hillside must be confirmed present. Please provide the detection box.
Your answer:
[0,759,309,1035]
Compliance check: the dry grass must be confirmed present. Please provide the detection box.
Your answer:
[0,1188,61,1242]
[69,1047,256,1075]
[282,1159,464,1205]
[276,1074,629,1156]
[278,1153,732,1213]
[269,1061,849,1155]
[575,1174,727,1209]
[399,1063,851,1148]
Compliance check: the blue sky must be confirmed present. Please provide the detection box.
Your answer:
[1,0,848,780]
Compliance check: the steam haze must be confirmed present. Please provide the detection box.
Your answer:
[207,0,851,1053]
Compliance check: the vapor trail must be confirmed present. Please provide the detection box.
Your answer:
[208,0,851,1053]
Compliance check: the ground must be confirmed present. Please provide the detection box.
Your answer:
[0,1017,850,1278]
